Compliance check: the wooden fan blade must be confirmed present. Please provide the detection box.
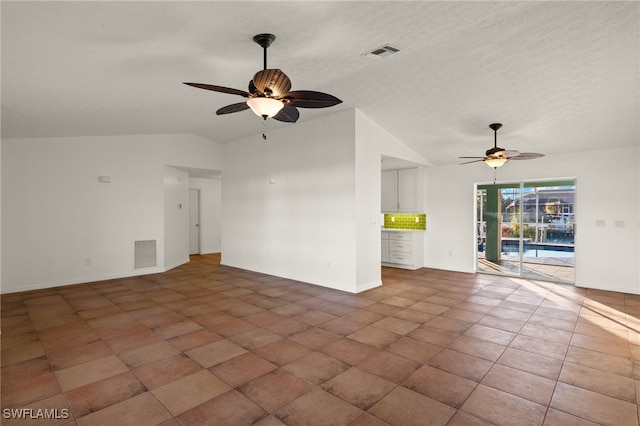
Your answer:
[272,105,299,123]
[216,102,250,115]
[459,159,486,165]
[284,90,342,108]
[184,83,249,98]
[458,156,486,159]
[508,152,545,160]
[252,69,291,97]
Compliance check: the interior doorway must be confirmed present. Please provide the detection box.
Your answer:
[476,179,575,283]
[189,189,200,255]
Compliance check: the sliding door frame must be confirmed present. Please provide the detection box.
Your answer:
[474,177,577,284]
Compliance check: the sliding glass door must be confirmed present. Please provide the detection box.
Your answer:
[476,180,575,283]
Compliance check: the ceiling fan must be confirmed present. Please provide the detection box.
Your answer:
[459,123,545,168]
[184,33,342,123]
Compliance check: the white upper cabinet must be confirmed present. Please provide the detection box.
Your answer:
[397,168,419,212]
[381,170,398,212]
[381,168,422,212]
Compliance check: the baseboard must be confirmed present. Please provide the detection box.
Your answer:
[356,280,382,293]
[0,266,165,295]
[163,257,190,272]
[575,280,640,295]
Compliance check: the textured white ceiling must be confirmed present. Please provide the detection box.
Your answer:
[2,1,638,165]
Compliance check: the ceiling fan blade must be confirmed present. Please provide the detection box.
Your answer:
[216,102,250,115]
[252,69,291,97]
[458,156,486,159]
[284,91,342,108]
[459,159,486,165]
[272,105,299,123]
[184,82,249,98]
[508,152,545,160]
[505,150,520,158]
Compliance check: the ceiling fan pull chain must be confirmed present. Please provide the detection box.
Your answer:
[262,119,267,140]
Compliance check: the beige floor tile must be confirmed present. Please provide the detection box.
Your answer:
[482,364,556,405]
[177,390,266,426]
[117,340,180,369]
[253,338,311,366]
[448,335,506,362]
[77,392,171,426]
[55,355,128,391]
[151,369,230,416]
[282,351,348,385]
[404,364,477,408]
[559,362,636,402]
[239,369,313,413]
[543,408,601,426]
[368,386,456,426]
[356,350,420,384]
[497,347,563,380]
[66,371,146,417]
[184,339,247,368]
[321,367,396,410]
[319,338,378,365]
[133,354,203,389]
[210,352,277,387]
[347,326,399,349]
[275,388,363,425]
[428,348,493,382]
[550,382,638,426]
[461,384,547,426]
[565,346,633,377]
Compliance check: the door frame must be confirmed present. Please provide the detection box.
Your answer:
[189,188,200,255]
[474,177,577,284]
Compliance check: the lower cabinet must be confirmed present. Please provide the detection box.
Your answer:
[381,230,424,270]
[381,233,390,262]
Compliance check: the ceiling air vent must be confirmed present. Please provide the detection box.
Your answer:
[362,44,401,59]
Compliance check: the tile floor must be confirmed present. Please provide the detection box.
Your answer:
[2,253,640,425]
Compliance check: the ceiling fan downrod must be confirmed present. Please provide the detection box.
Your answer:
[489,123,502,148]
[253,33,276,70]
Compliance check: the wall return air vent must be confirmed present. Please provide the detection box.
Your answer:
[134,240,157,269]
[362,44,401,59]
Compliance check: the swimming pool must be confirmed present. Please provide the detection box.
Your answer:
[478,242,575,258]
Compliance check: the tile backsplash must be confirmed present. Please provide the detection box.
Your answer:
[384,213,426,230]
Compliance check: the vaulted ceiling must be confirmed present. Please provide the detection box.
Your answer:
[2,1,638,166]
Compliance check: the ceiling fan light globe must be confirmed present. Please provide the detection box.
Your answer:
[485,157,508,168]
[247,97,284,119]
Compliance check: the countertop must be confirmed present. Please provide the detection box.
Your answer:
[381,228,425,232]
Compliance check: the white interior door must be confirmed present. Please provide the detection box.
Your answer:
[189,189,200,255]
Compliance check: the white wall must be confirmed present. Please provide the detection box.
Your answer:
[222,110,359,292]
[354,111,383,292]
[1,133,222,293]
[221,108,429,293]
[355,110,428,290]
[164,166,190,270]
[189,176,222,254]
[424,145,640,294]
